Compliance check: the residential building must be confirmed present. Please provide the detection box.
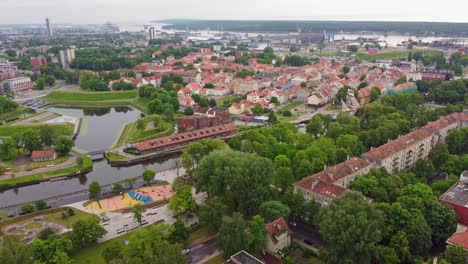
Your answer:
[439,171,468,226]
[266,217,292,254]
[446,226,468,252]
[423,113,461,144]
[362,129,433,174]
[30,55,47,67]
[225,250,264,264]
[2,77,34,94]
[177,108,230,133]
[31,149,57,162]
[294,158,374,206]
[59,48,75,69]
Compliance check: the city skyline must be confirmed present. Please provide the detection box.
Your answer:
[1,0,468,24]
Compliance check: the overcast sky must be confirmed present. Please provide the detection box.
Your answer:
[1,0,468,24]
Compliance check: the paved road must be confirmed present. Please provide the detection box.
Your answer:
[187,238,217,264]
[290,219,328,249]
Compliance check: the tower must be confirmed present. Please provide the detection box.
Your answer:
[45,18,53,37]
[148,27,156,40]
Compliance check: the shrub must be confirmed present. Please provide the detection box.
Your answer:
[34,200,48,210]
[20,204,35,214]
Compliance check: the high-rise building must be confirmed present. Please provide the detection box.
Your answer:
[148,27,156,40]
[45,18,53,37]
[59,48,75,69]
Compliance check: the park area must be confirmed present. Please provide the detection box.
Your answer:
[85,185,174,213]
[0,207,97,244]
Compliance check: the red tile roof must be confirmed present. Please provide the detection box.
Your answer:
[132,123,236,152]
[424,113,459,131]
[447,230,468,249]
[31,149,56,159]
[362,129,432,162]
[266,217,291,244]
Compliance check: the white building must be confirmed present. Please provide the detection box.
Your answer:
[59,48,75,69]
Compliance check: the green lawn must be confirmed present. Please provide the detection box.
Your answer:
[113,115,174,147]
[46,91,137,102]
[0,123,74,137]
[0,156,92,190]
[0,207,97,230]
[105,152,127,161]
[279,102,302,112]
[0,107,32,122]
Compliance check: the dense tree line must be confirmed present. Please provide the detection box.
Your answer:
[138,84,179,115]
[0,97,19,114]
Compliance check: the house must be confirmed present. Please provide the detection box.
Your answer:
[266,217,292,254]
[294,158,374,206]
[446,227,468,252]
[358,86,372,105]
[439,171,468,226]
[177,88,192,98]
[31,150,57,162]
[362,129,433,174]
[225,250,264,264]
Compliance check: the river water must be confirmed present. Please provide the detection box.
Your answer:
[0,107,180,210]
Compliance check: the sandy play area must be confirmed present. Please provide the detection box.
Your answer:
[85,185,174,213]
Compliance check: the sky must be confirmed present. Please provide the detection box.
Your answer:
[1,0,468,24]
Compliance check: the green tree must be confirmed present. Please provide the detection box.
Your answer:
[259,201,291,222]
[282,187,305,217]
[21,203,35,214]
[184,107,194,116]
[22,129,42,154]
[54,135,74,156]
[132,204,145,226]
[76,155,84,167]
[40,125,56,146]
[429,142,450,169]
[89,181,102,199]
[441,245,468,264]
[306,115,324,138]
[112,183,123,194]
[36,77,46,90]
[218,213,248,259]
[251,105,264,115]
[342,66,350,74]
[34,200,48,210]
[389,231,411,263]
[102,242,123,264]
[0,137,16,160]
[171,220,190,243]
[268,111,278,124]
[199,197,228,232]
[70,220,107,249]
[194,149,274,216]
[370,87,381,102]
[168,183,197,218]
[143,169,155,185]
[163,105,175,122]
[31,235,73,264]
[348,45,358,52]
[136,118,146,132]
[412,159,435,181]
[248,215,267,252]
[0,235,32,264]
[318,192,384,263]
[423,200,457,246]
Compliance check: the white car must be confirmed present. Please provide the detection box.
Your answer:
[181,249,191,254]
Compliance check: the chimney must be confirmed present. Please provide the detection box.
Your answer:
[346,155,350,160]
[311,179,319,189]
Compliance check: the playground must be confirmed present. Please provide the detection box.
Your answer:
[85,185,174,213]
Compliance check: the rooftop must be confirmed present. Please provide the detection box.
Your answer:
[31,149,56,159]
[225,250,264,264]
[363,129,432,162]
[439,179,468,208]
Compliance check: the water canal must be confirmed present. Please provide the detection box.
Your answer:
[0,107,180,211]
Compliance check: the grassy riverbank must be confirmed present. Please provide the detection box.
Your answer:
[0,123,74,137]
[0,156,93,190]
[0,106,33,123]
[46,90,137,102]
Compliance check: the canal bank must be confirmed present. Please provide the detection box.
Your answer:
[0,105,183,213]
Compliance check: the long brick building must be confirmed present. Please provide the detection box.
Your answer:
[132,122,236,155]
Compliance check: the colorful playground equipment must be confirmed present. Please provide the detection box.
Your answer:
[128,190,153,204]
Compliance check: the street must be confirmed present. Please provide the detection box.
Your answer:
[290,219,328,249]
[187,238,217,264]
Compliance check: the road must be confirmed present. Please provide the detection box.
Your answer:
[187,238,217,264]
[290,219,328,249]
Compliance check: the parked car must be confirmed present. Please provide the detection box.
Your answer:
[289,221,297,227]
[181,249,191,254]
[303,239,314,246]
